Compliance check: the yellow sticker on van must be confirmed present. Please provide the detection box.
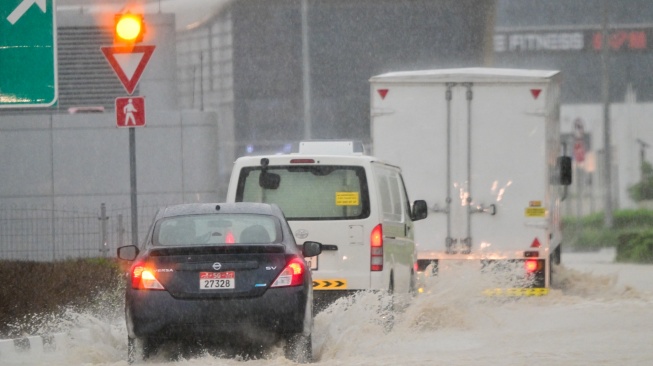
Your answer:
[336,192,359,206]
[525,207,546,217]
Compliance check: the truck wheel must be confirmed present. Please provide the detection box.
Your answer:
[409,270,417,296]
[552,244,561,265]
[549,244,562,288]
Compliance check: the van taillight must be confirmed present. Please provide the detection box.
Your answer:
[371,224,383,271]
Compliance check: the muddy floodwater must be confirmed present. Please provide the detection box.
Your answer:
[4,248,653,365]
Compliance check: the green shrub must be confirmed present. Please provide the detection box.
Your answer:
[563,209,653,252]
[628,161,653,202]
[616,229,653,263]
[0,258,125,338]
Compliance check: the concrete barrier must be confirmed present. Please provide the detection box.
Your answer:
[0,332,68,357]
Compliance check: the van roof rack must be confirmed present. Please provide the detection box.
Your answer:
[297,140,365,155]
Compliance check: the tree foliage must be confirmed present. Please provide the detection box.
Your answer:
[628,161,653,202]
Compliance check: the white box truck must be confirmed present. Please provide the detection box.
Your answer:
[370,68,572,296]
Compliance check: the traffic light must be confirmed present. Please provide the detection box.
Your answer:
[114,13,145,44]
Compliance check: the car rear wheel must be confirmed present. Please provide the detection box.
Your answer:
[284,333,312,363]
[128,336,158,364]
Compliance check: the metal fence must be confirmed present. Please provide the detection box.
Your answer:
[0,203,171,261]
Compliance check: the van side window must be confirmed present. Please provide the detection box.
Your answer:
[399,174,414,220]
[375,167,404,223]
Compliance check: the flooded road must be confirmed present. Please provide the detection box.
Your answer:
[5,248,653,365]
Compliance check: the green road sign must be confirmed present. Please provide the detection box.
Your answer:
[0,0,57,108]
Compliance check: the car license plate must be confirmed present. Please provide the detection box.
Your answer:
[199,271,235,290]
[306,256,318,270]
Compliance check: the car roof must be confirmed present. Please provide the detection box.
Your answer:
[156,202,280,219]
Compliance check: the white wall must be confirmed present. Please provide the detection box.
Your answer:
[0,11,234,254]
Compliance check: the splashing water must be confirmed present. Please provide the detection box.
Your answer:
[5,250,653,365]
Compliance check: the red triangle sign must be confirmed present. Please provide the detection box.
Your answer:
[101,45,156,95]
[530,89,542,100]
[378,89,389,99]
[531,238,541,248]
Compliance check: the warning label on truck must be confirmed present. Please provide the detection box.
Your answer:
[525,201,545,217]
[336,192,359,206]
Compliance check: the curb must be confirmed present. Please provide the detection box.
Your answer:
[0,329,91,357]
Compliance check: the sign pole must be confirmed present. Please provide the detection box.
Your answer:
[129,127,138,246]
[601,0,613,228]
[102,45,155,247]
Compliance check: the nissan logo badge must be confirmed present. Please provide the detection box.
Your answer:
[295,229,309,240]
[212,262,222,271]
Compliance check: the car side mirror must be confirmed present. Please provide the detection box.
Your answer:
[302,241,322,257]
[117,245,139,261]
[412,200,428,221]
[557,156,572,186]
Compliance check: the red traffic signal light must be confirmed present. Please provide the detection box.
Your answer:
[114,13,145,44]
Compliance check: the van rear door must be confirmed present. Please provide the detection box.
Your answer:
[232,160,374,290]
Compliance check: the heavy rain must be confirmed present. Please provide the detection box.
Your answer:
[1,0,653,365]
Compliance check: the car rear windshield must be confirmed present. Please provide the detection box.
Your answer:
[154,213,281,246]
[235,165,370,220]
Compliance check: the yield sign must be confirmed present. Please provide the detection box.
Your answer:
[101,45,155,95]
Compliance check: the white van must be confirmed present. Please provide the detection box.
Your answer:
[225,141,427,309]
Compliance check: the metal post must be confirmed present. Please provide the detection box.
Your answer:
[464,83,473,254]
[444,83,454,253]
[99,203,108,257]
[118,213,124,248]
[301,0,312,140]
[576,165,583,217]
[636,139,649,199]
[199,52,204,112]
[601,0,613,228]
[130,128,139,246]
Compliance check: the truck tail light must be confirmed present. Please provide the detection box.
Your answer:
[131,262,165,290]
[524,259,539,273]
[371,224,383,271]
[271,257,305,287]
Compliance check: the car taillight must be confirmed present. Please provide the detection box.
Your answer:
[271,258,305,287]
[524,259,539,273]
[371,224,383,271]
[225,230,235,244]
[131,263,165,290]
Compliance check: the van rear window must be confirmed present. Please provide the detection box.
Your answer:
[235,166,370,220]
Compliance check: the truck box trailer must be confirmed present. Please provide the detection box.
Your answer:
[370,68,571,296]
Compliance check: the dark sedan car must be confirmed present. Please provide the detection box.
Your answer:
[117,202,322,363]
